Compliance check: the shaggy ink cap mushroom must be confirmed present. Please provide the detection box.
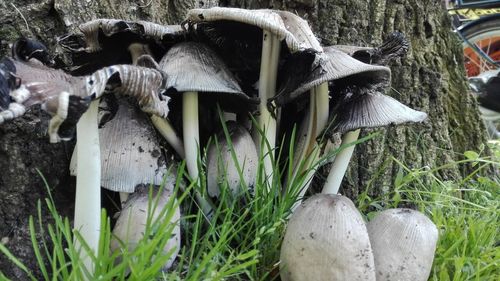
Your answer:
[367,208,438,281]
[159,41,247,182]
[185,7,313,183]
[206,121,258,199]
[280,194,376,281]
[321,46,427,195]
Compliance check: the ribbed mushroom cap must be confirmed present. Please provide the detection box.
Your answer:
[159,42,252,107]
[274,46,391,106]
[206,121,257,198]
[97,96,168,193]
[111,184,181,270]
[58,19,185,74]
[186,7,302,51]
[367,208,438,281]
[332,91,428,134]
[280,194,376,281]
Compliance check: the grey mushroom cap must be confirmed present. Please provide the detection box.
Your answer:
[97,96,168,193]
[160,42,249,101]
[280,193,376,281]
[274,46,391,106]
[367,208,438,281]
[332,91,428,134]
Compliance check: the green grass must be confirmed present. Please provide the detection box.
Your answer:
[0,139,498,280]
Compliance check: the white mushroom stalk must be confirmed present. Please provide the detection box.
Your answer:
[258,30,281,186]
[322,129,360,194]
[74,100,101,273]
[183,91,200,180]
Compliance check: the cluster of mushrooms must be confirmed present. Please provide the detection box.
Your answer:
[0,7,438,280]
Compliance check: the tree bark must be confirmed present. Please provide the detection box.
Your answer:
[0,0,488,278]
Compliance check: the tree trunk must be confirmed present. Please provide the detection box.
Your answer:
[0,0,488,278]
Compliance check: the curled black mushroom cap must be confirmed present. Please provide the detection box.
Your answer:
[274,46,391,106]
[58,19,186,74]
[1,56,168,142]
[12,37,55,66]
[334,32,410,66]
[0,58,18,111]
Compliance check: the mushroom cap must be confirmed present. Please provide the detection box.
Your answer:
[206,121,257,198]
[280,194,376,281]
[367,208,438,281]
[97,96,168,193]
[274,46,391,106]
[12,38,54,66]
[58,19,185,74]
[159,42,249,102]
[186,7,304,52]
[111,184,181,270]
[332,91,428,134]
[0,58,17,110]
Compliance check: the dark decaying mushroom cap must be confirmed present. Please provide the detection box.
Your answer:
[97,95,168,193]
[273,46,391,106]
[334,32,410,66]
[159,41,254,109]
[0,58,18,110]
[12,37,55,66]
[58,19,186,74]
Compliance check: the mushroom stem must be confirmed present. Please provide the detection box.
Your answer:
[150,115,186,158]
[322,129,361,194]
[289,83,329,211]
[74,100,101,274]
[182,91,199,180]
[255,30,280,188]
[182,92,214,218]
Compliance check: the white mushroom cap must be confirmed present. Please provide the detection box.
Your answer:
[280,194,376,281]
[111,184,181,270]
[206,121,257,198]
[367,208,438,281]
[185,7,304,52]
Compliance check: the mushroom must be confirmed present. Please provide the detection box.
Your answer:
[280,194,376,281]
[12,37,55,66]
[321,38,427,195]
[111,184,181,271]
[1,37,170,268]
[367,208,438,281]
[58,19,187,157]
[185,7,305,184]
[206,121,258,198]
[158,41,247,178]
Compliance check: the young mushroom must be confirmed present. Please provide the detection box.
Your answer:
[206,121,258,199]
[111,179,181,272]
[367,208,438,281]
[280,194,376,281]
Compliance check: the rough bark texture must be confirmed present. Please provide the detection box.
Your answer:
[0,0,488,279]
